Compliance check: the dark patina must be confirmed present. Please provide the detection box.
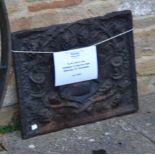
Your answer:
[12,10,138,139]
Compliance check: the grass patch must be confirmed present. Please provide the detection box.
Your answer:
[0,123,20,134]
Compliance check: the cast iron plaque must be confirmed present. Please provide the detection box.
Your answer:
[12,10,138,139]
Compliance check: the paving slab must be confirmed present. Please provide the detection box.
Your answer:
[0,151,7,154]
[1,119,155,154]
[1,93,155,154]
[122,93,155,143]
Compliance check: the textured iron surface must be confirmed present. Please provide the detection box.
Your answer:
[12,10,138,139]
[0,0,11,107]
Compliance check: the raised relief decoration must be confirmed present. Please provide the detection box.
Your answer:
[12,10,138,139]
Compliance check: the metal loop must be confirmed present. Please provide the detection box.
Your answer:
[0,0,11,107]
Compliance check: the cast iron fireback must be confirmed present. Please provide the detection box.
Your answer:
[0,0,11,107]
[12,10,138,139]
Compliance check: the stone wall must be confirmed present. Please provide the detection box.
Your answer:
[0,0,155,126]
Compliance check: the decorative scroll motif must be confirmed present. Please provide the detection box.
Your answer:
[12,10,138,139]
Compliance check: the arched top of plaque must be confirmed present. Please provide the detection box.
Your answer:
[0,0,11,107]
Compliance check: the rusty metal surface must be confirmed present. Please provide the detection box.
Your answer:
[12,10,138,139]
[0,0,11,107]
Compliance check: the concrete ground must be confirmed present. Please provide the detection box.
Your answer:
[0,93,155,154]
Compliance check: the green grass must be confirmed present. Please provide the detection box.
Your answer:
[0,123,20,134]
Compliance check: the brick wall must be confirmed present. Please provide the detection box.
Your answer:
[1,0,155,126]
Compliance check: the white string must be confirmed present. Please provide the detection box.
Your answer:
[12,29,133,54]
[93,29,133,46]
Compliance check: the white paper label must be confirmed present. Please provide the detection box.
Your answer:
[53,46,98,86]
[31,124,38,130]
